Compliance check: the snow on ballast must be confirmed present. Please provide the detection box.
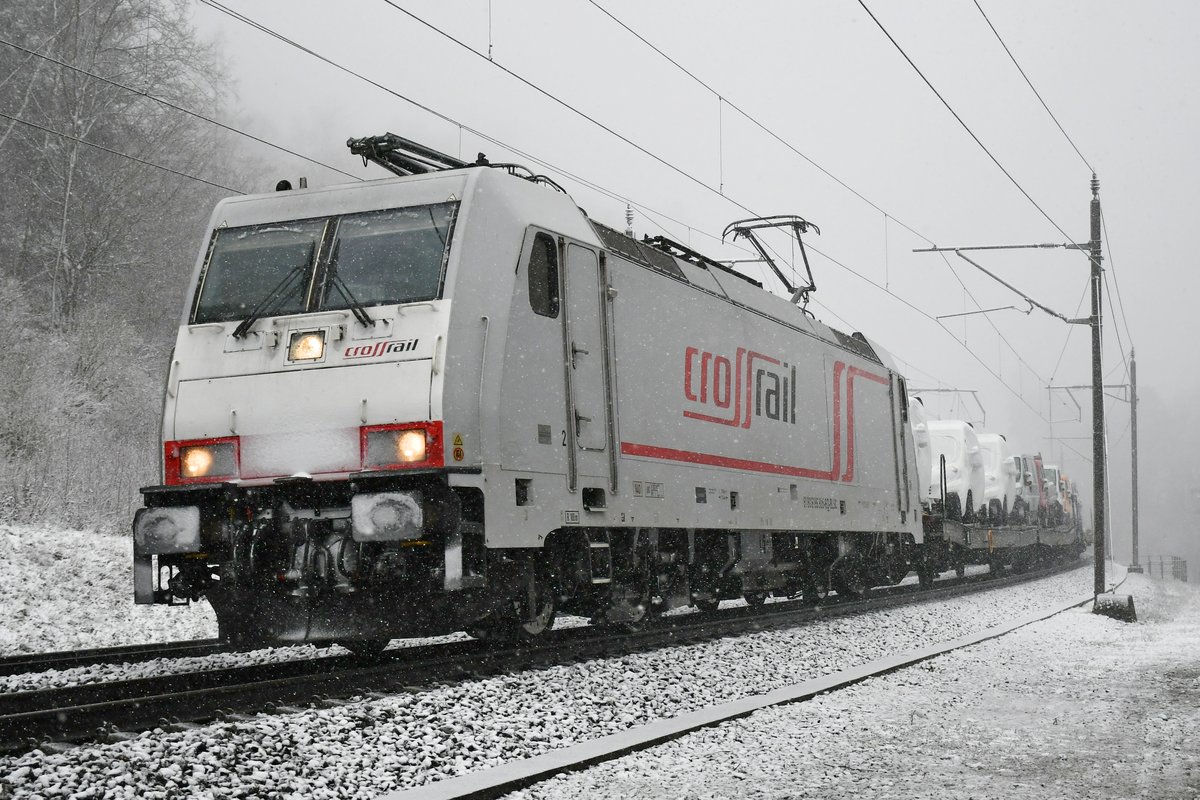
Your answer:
[0,565,1097,799]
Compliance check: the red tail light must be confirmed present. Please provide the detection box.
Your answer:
[164,437,240,485]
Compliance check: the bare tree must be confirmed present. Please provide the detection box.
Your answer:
[0,0,243,529]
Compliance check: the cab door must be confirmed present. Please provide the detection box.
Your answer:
[561,240,616,493]
[891,374,913,521]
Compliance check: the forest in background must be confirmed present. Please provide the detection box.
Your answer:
[0,0,250,529]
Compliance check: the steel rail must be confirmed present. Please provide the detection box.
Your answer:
[0,639,229,678]
[0,558,1086,754]
[396,564,1117,800]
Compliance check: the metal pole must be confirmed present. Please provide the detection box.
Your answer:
[1130,348,1139,570]
[1090,175,1106,596]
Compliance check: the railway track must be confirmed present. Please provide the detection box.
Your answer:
[0,639,229,678]
[399,564,1124,800]
[0,559,1084,755]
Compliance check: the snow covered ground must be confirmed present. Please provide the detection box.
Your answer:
[0,523,217,655]
[510,571,1200,800]
[0,554,1106,798]
[0,523,485,692]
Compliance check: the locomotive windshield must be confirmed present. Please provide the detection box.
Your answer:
[321,203,456,311]
[191,202,458,324]
[192,219,326,323]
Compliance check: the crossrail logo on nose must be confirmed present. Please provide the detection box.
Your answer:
[344,338,419,359]
[683,346,796,429]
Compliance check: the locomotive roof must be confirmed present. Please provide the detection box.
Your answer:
[586,218,884,368]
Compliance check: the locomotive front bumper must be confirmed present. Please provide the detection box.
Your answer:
[133,506,201,555]
[132,470,479,605]
[132,505,203,604]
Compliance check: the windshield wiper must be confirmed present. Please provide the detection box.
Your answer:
[325,239,374,329]
[232,262,309,339]
[330,273,374,328]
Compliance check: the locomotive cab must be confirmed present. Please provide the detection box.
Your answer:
[133,165,586,646]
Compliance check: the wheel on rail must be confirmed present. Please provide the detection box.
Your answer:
[602,540,663,631]
[916,561,937,589]
[802,579,832,605]
[945,492,963,522]
[469,563,557,642]
[342,638,391,658]
[604,578,661,631]
[742,591,768,609]
[955,560,966,578]
[833,577,869,601]
[830,556,870,601]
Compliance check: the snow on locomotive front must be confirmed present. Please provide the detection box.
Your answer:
[132,137,925,649]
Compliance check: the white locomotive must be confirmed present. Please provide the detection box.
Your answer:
[133,134,926,651]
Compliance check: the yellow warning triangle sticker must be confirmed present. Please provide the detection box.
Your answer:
[452,433,464,447]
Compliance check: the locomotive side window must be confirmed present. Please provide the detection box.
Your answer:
[322,202,457,311]
[527,232,560,318]
[192,219,326,323]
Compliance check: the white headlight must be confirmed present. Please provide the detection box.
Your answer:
[171,439,238,483]
[396,430,427,462]
[181,447,213,478]
[288,330,325,361]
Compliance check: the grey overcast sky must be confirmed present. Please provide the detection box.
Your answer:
[192,0,1200,563]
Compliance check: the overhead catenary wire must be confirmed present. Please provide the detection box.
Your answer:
[1056,438,1093,467]
[0,0,105,93]
[202,0,1048,420]
[0,37,362,182]
[971,0,1093,174]
[191,0,735,263]
[1109,414,1132,450]
[6,1,1108,436]
[0,110,243,194]
[583,0,934,247]
[1103,357,1128,384]
[1103,273,1130,379]
[579,0,1063,414]
[376,0,1048,420]
[585,3,1118,479]
[1100,208,1135,349]
[855,0,1100,276]
[805,240,1048,421]
[587,0,1063,391]
[972,0,1136,370]
[856,0,1132,430]
[935,251,1049,387]
[379,0,737,213]
[588,0,1057,394]
[1048,279,1091,382]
